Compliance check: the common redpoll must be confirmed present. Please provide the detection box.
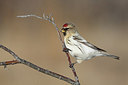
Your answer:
[61,23,119,64]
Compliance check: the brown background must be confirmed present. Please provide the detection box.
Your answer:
[0,0,128,85]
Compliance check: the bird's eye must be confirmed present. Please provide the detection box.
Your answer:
[64,28,69,31]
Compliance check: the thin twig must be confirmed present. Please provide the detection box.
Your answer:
[0,44,77,85]
[17,14,63,44]
[17,14,80,85]
[0,60,20,66]
[0,60,20,69]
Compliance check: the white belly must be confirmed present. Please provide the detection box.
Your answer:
[66,43,98,60]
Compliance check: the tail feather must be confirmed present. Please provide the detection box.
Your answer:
[104,54,120,60]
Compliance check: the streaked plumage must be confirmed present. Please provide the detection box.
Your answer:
[61,23,119,63]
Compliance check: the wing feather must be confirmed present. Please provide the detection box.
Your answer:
[73,35,106,52]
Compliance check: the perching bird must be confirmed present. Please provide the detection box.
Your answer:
[61,23,119,64]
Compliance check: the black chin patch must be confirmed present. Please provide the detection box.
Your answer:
[64,28,69,31]
[63,32,66,36]
[61,28,69,36]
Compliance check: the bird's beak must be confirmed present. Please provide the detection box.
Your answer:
[61,28,65,33]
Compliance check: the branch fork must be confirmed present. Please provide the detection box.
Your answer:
[0,14,80,85]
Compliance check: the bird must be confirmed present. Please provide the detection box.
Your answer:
[61,23,119,64]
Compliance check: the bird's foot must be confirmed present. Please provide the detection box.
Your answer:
[69,62,77,68]
[63,47,71,53]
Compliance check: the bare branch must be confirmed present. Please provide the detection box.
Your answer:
[0,60,20,69]
[0,44,78,85]
[17,14,43,19]
[17,14,80,85]
[17,14,63,44]
[0,60,20,66]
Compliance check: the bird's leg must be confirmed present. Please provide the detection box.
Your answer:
[69,62,77,68]
[63,47,71,53]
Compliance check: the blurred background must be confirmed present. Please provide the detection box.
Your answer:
[0,0,128,85]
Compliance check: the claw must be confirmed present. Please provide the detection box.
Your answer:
[63,48,71,53]
[69,62,77,68]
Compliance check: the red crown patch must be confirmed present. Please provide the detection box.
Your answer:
[63,24,68,27]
